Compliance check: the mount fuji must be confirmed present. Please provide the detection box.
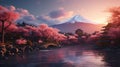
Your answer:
[65,15,92,23]
[52,15,105,34]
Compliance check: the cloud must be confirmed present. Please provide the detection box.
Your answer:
[16,8,30,16]
[37,8,74,25]
[15,8,39,25]
[22,15,36,21]
[8,6,16,11]
[37,15,60,25]
[49,8,73,19]
[37,15,51,22]
[7,6,57,25]
[6,6,39,25]
[8,6,29,16]
[6,6,74,26]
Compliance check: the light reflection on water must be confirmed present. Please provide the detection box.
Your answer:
[63,51,105,67]
[0,46,108,67]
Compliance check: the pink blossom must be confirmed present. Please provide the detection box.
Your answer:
[81,36,86,39]
[16,39,27,45]
[38,40,43,43]
[69,35,77,40]
[0,6,19,22]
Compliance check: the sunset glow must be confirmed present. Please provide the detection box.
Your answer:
[0,0,120,25]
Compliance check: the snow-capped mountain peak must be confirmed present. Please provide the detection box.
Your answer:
[66,15,91,23]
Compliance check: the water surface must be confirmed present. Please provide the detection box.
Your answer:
[1,45,120,67]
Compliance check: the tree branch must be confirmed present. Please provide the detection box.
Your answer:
[4,21,12,30]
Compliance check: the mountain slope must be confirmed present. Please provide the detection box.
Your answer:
[52,22,104,34]
[52,15,105,34]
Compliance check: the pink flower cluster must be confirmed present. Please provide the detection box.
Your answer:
[0,23,66,43]
[0,6,19,23]
[16,39,27,45]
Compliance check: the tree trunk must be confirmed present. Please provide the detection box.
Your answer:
[1,21,5,44]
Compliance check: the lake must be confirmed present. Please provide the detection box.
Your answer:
[0,45,120,67]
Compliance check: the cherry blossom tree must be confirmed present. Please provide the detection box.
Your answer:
[0,6,19,44]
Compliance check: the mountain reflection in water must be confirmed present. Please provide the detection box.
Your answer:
[1,45,120,67]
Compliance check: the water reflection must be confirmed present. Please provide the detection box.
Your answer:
[63,50,105,67]
[0,46,109,67]
[99,49,120,67]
